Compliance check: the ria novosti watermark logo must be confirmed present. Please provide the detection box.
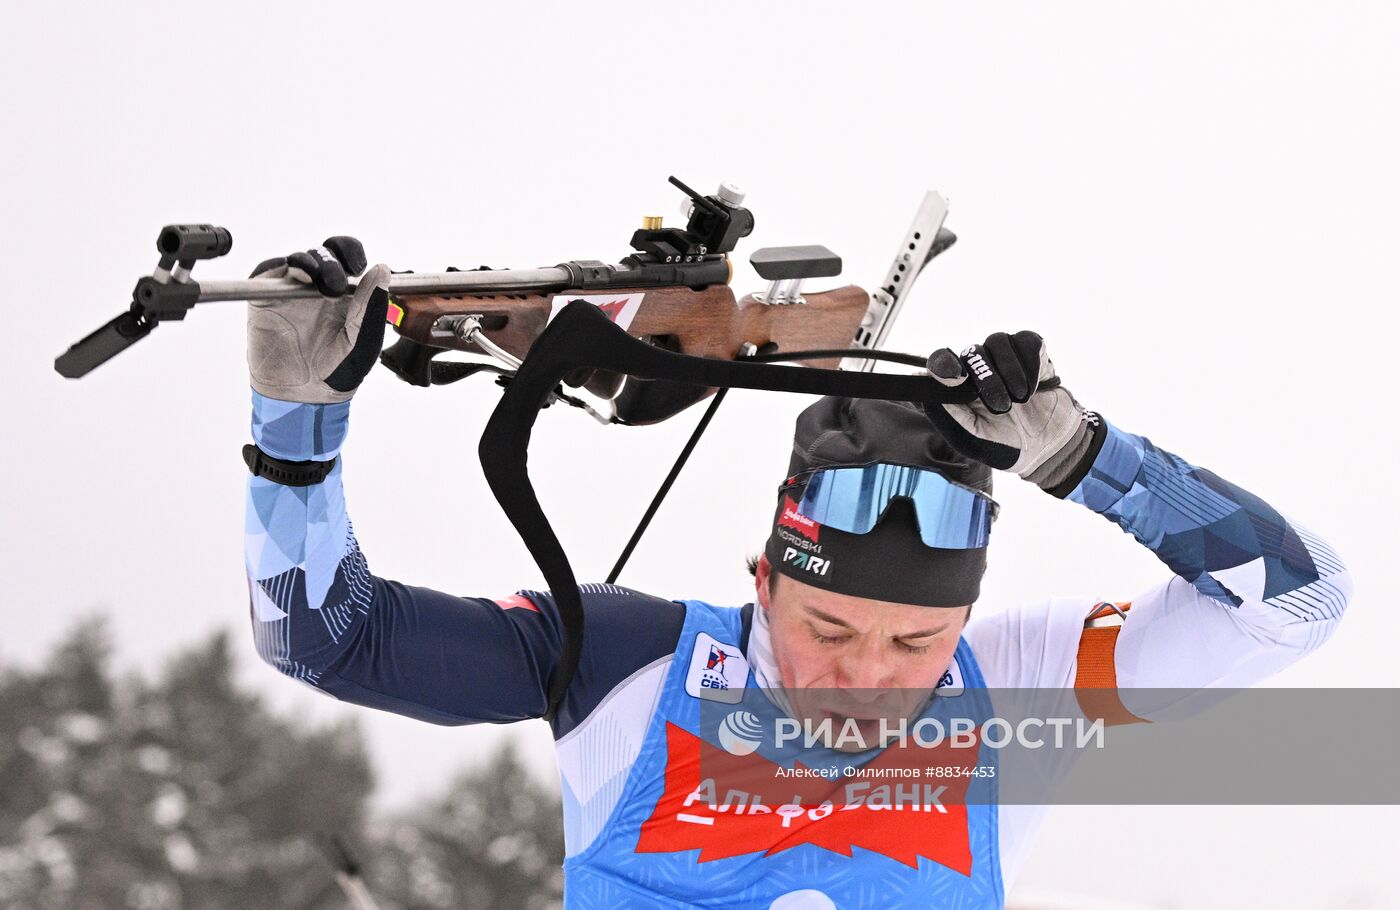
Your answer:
[763,711,1105,753]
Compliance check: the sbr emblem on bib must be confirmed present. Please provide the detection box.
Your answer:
[685,632,749,704]
[936,654,964,697]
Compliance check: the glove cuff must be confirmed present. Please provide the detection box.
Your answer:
[1027,412,1107,498]
[251,390,351,461]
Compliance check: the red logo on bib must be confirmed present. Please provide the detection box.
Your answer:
[636,723,977,875]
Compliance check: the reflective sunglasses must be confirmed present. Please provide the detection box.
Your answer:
[782,463,997,549]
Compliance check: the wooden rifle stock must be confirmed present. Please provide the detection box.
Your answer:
[387,283,871,423]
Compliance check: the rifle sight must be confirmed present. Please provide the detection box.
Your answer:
[628,176,754,262]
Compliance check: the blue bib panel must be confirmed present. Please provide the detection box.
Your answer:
[563,600,1003,909]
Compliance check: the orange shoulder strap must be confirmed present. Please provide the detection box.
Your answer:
[1074,602,1147,726]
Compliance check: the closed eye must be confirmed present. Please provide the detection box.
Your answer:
[809,628,850,646]
[895,624,952,655]
[809,628,939,655]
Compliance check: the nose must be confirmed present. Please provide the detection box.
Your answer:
[835,640,889,692]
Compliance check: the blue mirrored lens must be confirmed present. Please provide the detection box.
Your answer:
[795,464,994,549]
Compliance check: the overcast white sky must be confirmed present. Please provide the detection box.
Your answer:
[5,2,1399,906]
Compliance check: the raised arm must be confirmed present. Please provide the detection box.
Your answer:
[1062,422,1350,685]
[245,391,562,723]
[928,331,1351,691]
[241,237,684,731]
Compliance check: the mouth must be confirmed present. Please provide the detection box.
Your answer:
[820,708,886,726]
[809,710,889,751]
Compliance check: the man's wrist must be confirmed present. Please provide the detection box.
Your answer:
[250,389,351,461]
[1062,421,1146,513]
[1027,411,1108,497]
[242,444,338,486]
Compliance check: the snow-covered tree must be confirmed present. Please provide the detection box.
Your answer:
[0,621,372,910]
[370,742,565,910]
[0,619,567,909]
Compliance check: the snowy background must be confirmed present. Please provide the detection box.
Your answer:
[5,2,1399,906]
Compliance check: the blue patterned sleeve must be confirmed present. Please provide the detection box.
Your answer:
[1066,421,1351,650]
[243,391,686,728]
[245,393,361,683]
[244,391,564,722]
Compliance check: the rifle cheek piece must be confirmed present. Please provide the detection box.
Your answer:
[478,302,978,722]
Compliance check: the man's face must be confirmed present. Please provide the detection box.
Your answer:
[754,556,970,749]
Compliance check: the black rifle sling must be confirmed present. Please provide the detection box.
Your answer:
[603,347,933,586]
[478,301,981,722]
[605,385,731,587]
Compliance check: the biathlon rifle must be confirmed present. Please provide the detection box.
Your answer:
[55,176,955,426]
[55,175,976,721]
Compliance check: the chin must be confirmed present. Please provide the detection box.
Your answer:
[783,702,912,753]
[825,714,889,753]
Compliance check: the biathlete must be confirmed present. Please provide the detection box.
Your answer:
[242,239,1350,909]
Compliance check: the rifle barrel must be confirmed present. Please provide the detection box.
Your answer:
[195,267,574,302]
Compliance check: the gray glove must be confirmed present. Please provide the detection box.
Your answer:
[924,331,1105,495]
[246,237,390,404]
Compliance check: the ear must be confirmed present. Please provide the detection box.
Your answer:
[754,554,774,611]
